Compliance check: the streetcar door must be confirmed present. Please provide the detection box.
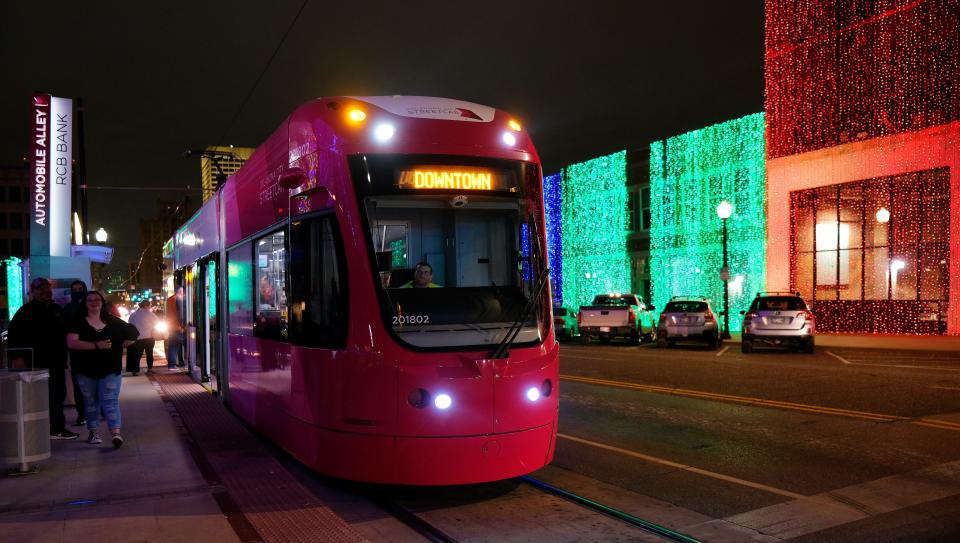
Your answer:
[185,263,199,379]
[203,256,221,394]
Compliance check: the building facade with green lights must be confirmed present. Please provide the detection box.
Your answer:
[649,113,767,333]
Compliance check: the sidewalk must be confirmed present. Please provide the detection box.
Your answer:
[0,367,241,543]
[0,353,374,543]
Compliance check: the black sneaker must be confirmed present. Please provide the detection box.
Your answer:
[111,434,124,448]
[51,429,80,440]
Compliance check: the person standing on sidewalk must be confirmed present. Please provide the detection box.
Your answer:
[66,291,138,447]
[7,277,80,440]
[62,280,88,426]
[126,301,158,375]
[164,290,183,369]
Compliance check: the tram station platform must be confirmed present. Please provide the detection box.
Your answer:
[0,357,393,543]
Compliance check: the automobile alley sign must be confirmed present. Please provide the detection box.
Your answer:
[30,93,72,257]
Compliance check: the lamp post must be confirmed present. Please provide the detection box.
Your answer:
[716,201,733,339]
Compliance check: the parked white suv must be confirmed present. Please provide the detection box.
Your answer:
[740,292,815,353]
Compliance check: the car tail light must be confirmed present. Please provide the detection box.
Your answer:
[743,311,759,322]
[798,310,815,321]
[628,310,636,325]
[704,313,715,322]
[658,313,667,322]
[577,312,582,326]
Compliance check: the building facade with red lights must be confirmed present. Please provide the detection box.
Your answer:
[764,0,960,335]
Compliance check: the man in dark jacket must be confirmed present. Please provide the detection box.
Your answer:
[8,277,79,440]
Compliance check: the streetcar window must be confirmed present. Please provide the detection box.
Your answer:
[254,230,287,340]
[227,241,254,336]
[289,215,348,348]
[354,155,547,350]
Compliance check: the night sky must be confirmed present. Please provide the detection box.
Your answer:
[0,1,763,269]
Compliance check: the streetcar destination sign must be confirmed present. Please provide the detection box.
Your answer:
[397,167,512,192]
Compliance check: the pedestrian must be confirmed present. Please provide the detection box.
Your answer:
[126,301,158,375]
[7,277,80,440]
[62,280,88,426]
[164,290,183,369]
[66,290,138,447]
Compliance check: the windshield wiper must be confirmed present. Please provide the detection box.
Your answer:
[489,265,550,359]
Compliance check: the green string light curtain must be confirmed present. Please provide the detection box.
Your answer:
[561,151,630,312]
[650,113,766,332]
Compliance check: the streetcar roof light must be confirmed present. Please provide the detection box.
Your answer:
[434,393,452,410]
[501,131,517,146]
[374,123,395,142]
[348,108,366,123]
[526,387,540,402]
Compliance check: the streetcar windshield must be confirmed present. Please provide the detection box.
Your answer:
[353,155,547,350]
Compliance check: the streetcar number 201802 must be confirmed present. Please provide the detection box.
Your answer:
[393,315,430,325]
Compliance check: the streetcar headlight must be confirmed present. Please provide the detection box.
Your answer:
[501,131,517,146]
[526,386,540,402]
[154,321,169,334]
[374,123,395,142]
[434,393,452,410]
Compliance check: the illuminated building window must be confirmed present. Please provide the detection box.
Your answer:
[790,168,950,334]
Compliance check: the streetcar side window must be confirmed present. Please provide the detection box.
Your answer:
[254,230,288,340]
[227,241,254,336]
[289,215,348,348]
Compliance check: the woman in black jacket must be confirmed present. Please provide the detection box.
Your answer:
[66,291,138,447]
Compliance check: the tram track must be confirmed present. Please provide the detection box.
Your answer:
[518,476,702,543]
[370,475,701,543]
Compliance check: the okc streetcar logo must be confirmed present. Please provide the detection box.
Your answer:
[412,170,492,191]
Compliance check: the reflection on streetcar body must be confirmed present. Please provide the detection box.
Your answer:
[171,96,559,485]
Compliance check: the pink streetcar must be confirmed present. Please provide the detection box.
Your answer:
[172,96,559,485]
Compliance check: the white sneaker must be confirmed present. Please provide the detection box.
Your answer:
[88,431,102,445]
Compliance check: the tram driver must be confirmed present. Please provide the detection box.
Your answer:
[401,261,441,288]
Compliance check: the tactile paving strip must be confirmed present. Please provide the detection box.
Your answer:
[154,373,367,543]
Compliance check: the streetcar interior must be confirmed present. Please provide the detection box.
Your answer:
[355,156,548,349]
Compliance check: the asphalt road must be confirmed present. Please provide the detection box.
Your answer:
[550,340,960,541]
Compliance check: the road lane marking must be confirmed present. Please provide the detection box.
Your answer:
[716,346,729,357]
[560,374,960,432]
[826,350,960,372]
[557,433,805,499]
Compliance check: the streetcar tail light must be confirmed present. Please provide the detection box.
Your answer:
[508,119,522,131]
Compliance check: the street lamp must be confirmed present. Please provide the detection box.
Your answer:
[95,227,108,245]
[716,200,733,339]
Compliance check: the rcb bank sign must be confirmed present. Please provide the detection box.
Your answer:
[30,92,72,257]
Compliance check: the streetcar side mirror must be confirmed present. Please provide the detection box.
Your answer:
[278,167,308,190]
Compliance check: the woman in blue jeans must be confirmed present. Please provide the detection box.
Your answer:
[66,291,138,447]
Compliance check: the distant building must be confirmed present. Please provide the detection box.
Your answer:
[200,146,254,203]
[135,198,193,290]
[0,164,30,260]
